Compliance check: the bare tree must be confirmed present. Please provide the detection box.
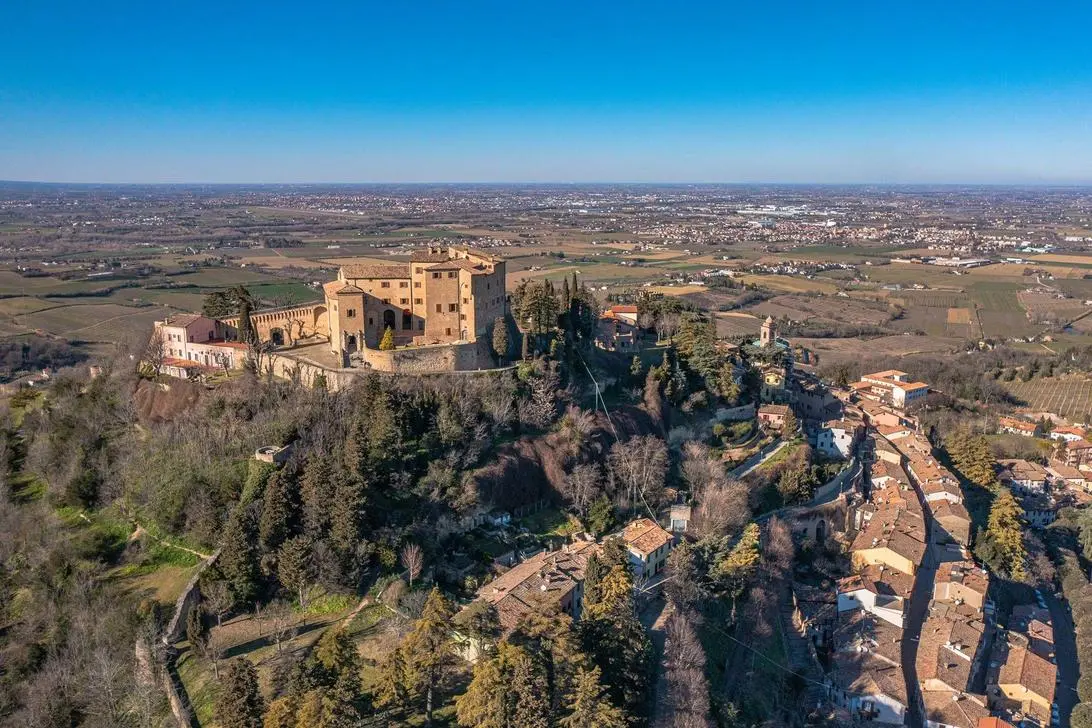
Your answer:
[142,327,167,378]
[657,608,713,728]
[265,600,296,654]
[656,312,681,343]
[401,543,424,587]
[563,462,602,517]
[690,479,750,539]
[680,442,725,497]
[608,435,669,515]
[208,630,228,680]
[204,580,233,627]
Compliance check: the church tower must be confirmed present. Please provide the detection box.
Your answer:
[760,316,776,347]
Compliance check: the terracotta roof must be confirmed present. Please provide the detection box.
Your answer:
[921,690,989,728]
[323,281,363,297]
[978,718,1016,728]
[341,264,410,279]
[837,563,914,600]
[162,313,210,328]
[850,507,926,569]
[475,540,599,632]
[610,305,638,314]
[934,562,990,599]
[410,250,452,263]
[758,404,790,416]
[997,637,1056,704]
[425,258,487,273]
[917,602,987,692]
[1066,438,1092,450]
[621,518,673,556]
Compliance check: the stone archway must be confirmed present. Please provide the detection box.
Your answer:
[270,328,285,346]
[382,309,396,332]
[815,519,827,543]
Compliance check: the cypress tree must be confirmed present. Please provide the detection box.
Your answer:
[220,506,261,607]
[215,658,265,728]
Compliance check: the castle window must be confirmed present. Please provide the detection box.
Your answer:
[447,271,456,278]
[400,298,408,305]
[346,308,356,318]
[435,304,442,313]
[445,328,452,336]
[415,267,422,274]
[381,281,390,288]
[414,281,421,288]
[402,311,411,329]
[368,317,374,326]
[432,272,440,279]
[463,297,469,304]
[399,281,408,288]
[448,303,457,312]
[382,298,390,304]
[460,313,466,320]
[414,298,423,305]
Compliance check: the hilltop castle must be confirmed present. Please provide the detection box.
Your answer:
[321,246,506,360]
[154,247,508,383]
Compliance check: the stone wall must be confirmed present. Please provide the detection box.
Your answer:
[362,339,495,373]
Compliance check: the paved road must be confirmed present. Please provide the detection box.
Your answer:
[1046,591,1079,726]
[730,438,788,479]
[900,531,934,728]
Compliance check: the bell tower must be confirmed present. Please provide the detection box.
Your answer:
[760,316,776,347]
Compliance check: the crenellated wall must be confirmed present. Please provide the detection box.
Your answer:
[223,302,328,345]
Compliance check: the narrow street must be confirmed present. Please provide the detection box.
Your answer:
[900,465,937,728]
[1046,591,1079,726]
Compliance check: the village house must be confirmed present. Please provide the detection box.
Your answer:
[461,539,600,659]
[618,518,674,579]
[921,691,990,728]
[1047,462,1089,491]
[987,631,1057,724]
[1048,425,1087,443]
[854,370,930,410]
[829,611,909,726]
[930,500,973,548]
[849,507,926,576]
[1058,438,1092,469]
[152,313,248,376]
[998,416,1039,438]
[933,562,991,612]
[757,403,790,430]
[595,305,640,352]
[917,601,989,695]
[836,564,913,628]
[817,417,862,459]
[996,459,1049,494]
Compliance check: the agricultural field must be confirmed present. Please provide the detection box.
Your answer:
[1004,375,1092,422]
[795,333,963,364]
[714,312,762,338]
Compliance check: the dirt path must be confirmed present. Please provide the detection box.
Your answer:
[128,523,212,560]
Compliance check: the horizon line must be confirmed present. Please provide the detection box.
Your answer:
[4,179,1092,188]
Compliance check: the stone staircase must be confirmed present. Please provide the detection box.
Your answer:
[780,599,828,709]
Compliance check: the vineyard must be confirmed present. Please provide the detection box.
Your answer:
[1005,375,1092,422]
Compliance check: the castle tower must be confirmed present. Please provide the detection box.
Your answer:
[760,316,776,347]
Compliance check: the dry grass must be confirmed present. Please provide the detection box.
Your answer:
[947,307,972,325]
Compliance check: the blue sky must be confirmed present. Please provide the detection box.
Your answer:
[2,0,1091,183]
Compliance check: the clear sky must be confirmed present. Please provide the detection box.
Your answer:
[3,0,1091,183]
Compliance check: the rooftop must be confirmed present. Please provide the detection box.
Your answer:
[620,518,673,556]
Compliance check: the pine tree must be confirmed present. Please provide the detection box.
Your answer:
[186,604,209,656]
[980,489,1027,580]
[259,471,296,552]
[263,695,298,728]
[560,666,626,728]
[328,473,364,571]
[782,409,798,435]
[215,659,265,728]
[278,536,314,607]
[379,326,396,351]
[492,317,510,363]
[455,644,509,728]
[220,506,261,607]
[580,561,651,723]
[509,650,550,728]
[400,588,456,722]
[300,455,334,539]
